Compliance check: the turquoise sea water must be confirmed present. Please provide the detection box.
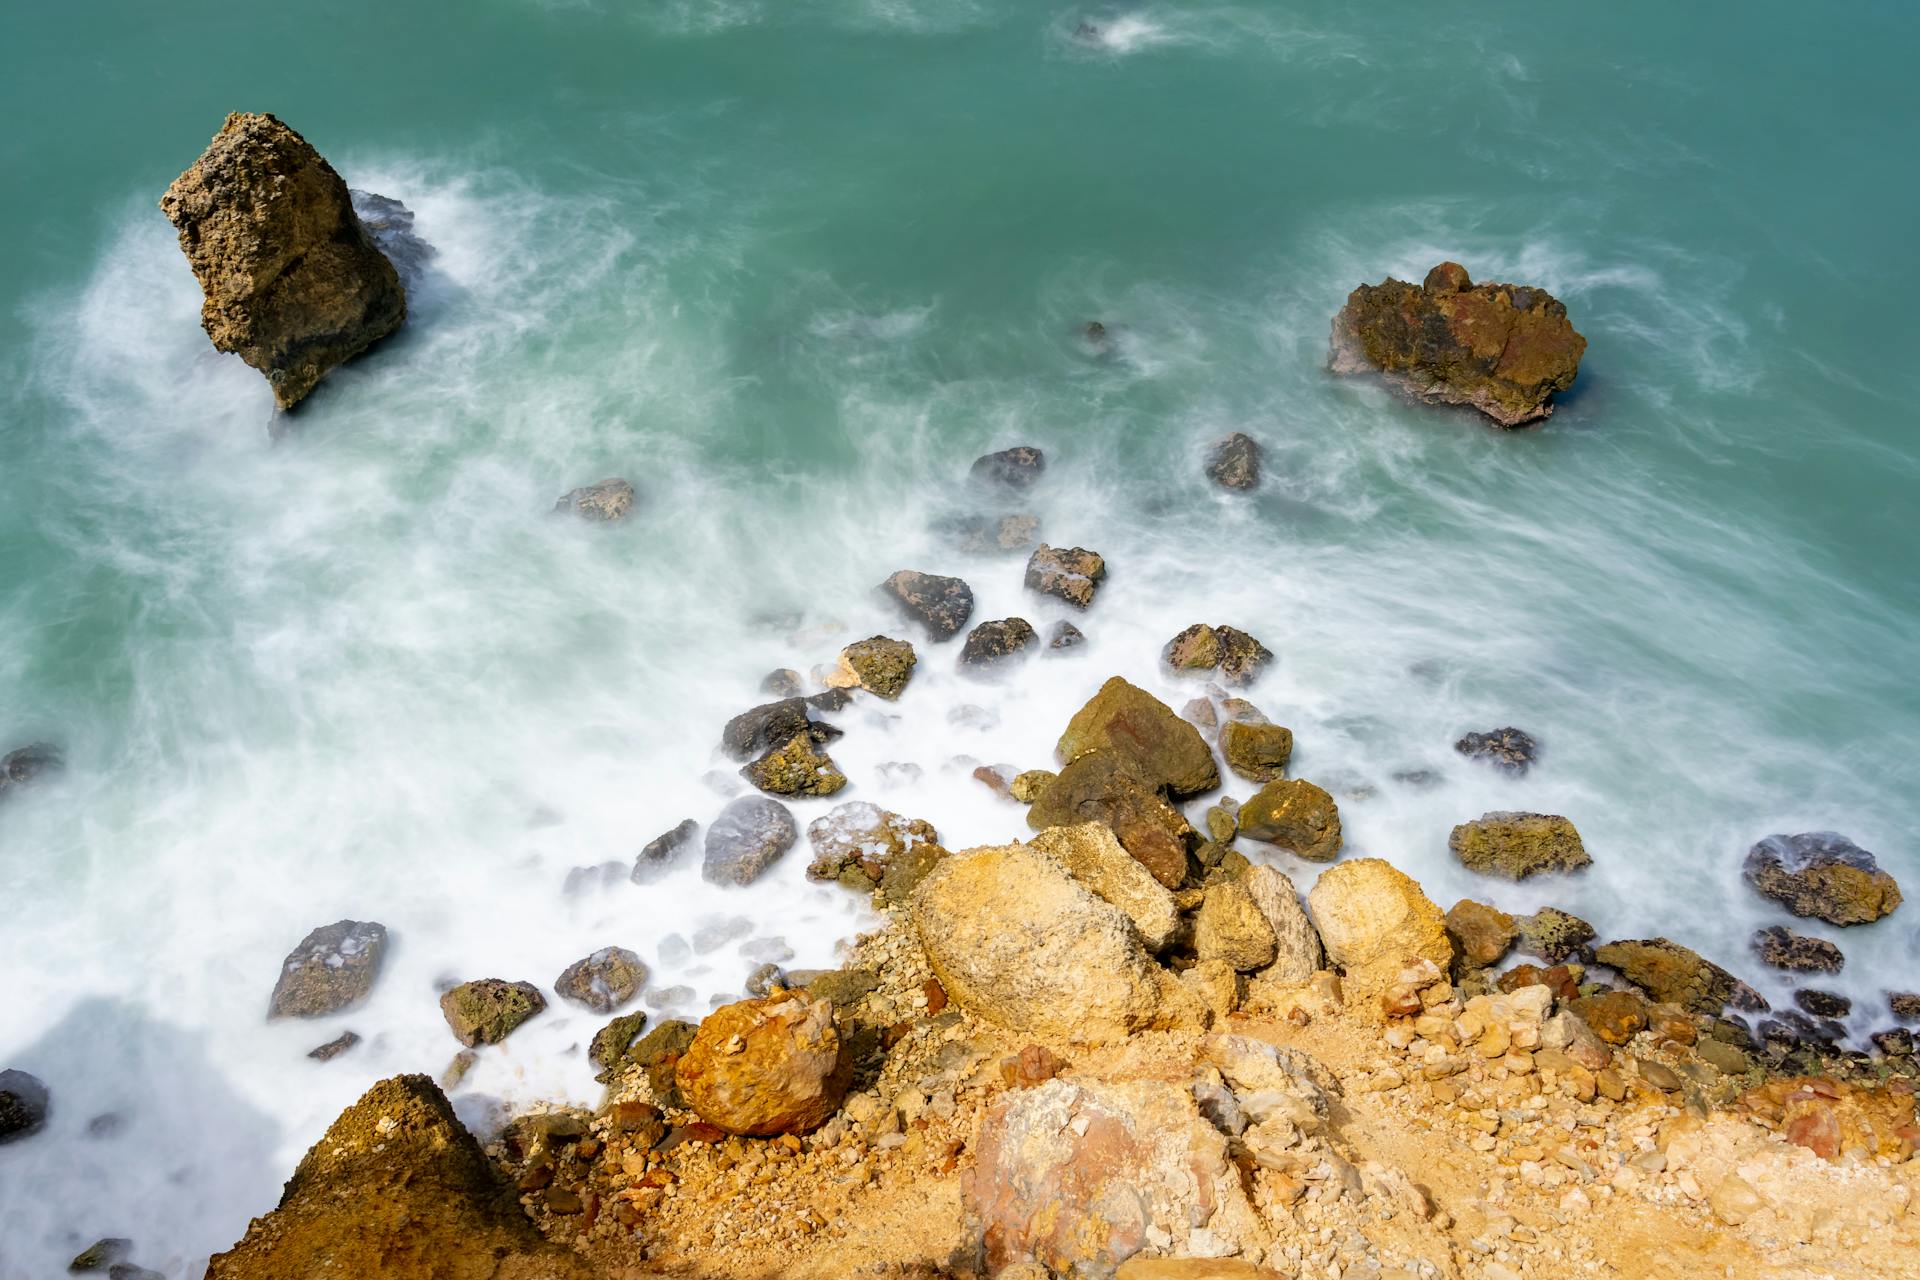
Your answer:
[2,2,1917,1272]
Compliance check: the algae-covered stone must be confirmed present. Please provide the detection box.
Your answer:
[1025,545,1106,609]
[959,618,1038,672]
[1448,811,1590,879]
[878,570,975,641]
[704,796,799,886]
[1329,263,1586,427]
[1030,822,1180,951]
[741,732,847,797]
[1194,881,1278,972]
[1027,751,1194,889]
[1162,624,1272,686]
[554,478,635,521]
[438,979,546,1047]
[268,920,389,1019]
[1514,906,1596,963]
[554,947,647,1014]
[720,697,838,761]
[1057,676,1219,798]
[1237,778,1341,862]
[827,634,917,700]
[1220,720,1292,784]
[805,801,944,903]
[1593,938,1738,1015]
[1205,432,1261,491]
[1009,769,1056,803]
[589,1010,650,1082]
[1750,926,1844,974]
[1743,831,1902,926]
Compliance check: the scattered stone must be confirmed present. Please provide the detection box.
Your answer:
[1242,865,1323,983]
[1204,432,1261,491]
[1219,720,1292,784]
[878,570,975,642]
[1237,778,1342,862]
[1594,938,1739,1015]
[1328,262,1586,427]
[0,1069,50,1144]
[1204,804,1237,844]
[1161,624,1273,687]
[1708,1173,1764,1226]
[633,818,699,885]
[719,697,838,761]
[1030,823,1180,951]
[1047,621,1086,651]
[1194,881,1279,972]
[0,742,62,798]
[554,947,647,1014]
[1057,676,1220,798]
[440,1051,477,1090]
[971,446,1045,490]
[1009,770,1056,803]
[741,731,847,797]
[438,980,546,1047]
[798,968,880,1011]
[805,800,945,904]
[588,1010,649,1082]
[307,1031,360,1063]
[703,797,799,886]
[1448,811,1590,879]
[675,992,851,1136]
[553,478,636,521]
[1794,989,1851,1018]
[1750,925,1844,973]
[1025,544,1107,608]
[1744,832,1903,925]
[1513,907,1596,963]
[268,920,389,1019]
[632,1021,698,1108]
[959,618,1038,672]
[1872,1029,1913,1057]
[1695,1038,1750,1075]
[69,1238,133,1272]
[1305,858,1452,994]
[1541,1009,1613,1071]
[160,113,407,411]
[827,634,917,699]
[561,860,626,896]
[1026,751,1194,889]
[1453,726,1538,774]
[1445,899,1518,970]
[1569,991,1649,1046]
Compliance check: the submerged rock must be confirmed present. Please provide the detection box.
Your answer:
[1743,831,1903,925]
[1454,726,1538,774]
[307,1031,361,1063]
[703,796,799,886]
[1448,811,1591,879]
[959,617,1038,671]
[1593,938,1738,1015]
[67,1238,133,1272]
[347,188,434,284]
[1162,624,1273,686]
[554,947,648,1014]
[633,817,699,884]
[1047,620,1086,650]
[878,569,975,641]
[1237,779,1342,862]
[827,634,917,700]
[204,1075,592,1280]
[0,1069,50,1144]
[0,742,62,799]
[438,979,546,1046]
[1057,676,1219,798]
[944,512,1041,555]
[970,445,1046,490]
[553,477,636,521]
[806,800,945,903]
[760,668,804,698]
[1205,432,1262,491]
[1025,544,1107,609]
[160,113,406,411]
[267,920,389,1019]
[1750,925,1844,974]
[1328,262,1586,427]
[676,992,851,1136]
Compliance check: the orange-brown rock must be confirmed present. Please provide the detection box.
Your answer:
[1568,990,1649,1046]
[1737,1077,1920,1162]
[675,992,851,1136]
[161,113,405,411]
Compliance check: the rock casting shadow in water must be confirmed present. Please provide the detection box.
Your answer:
[0,997,281,1278]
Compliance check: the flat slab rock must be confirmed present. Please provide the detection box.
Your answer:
[1744,831,1902,925]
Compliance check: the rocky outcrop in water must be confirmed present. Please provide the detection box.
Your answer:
[0,1069,49,1144]
[1238,778,1342,862]
[1027,751,1195,889]
[1454,726,1538,774]
[878,570,975,641]
[1162,623,1273,686]
[958,617,1038,671]
[0,742,61,802]
[703,796,799,885]
[554,947,647,1013]
[160,113,406,411]
[827,635,917,700]
[1205,432,1262,490]
[676,992,851,1136]
[268,920,389,1018]
[970,446,1045,490]
[633,817,698,884]
[553,478,636,521]
[1025,544,1107,608]
[1057,676,1219,798]
[439,978,546,1046]
[1750,926,1844,974]
[1744,832,1902,925]
[806,801,945,904]
[1329,262,1586,427]
[1448,811,1591,879]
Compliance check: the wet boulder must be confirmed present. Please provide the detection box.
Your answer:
[160,113,406,411]
[307,1031,361,1062]
[1162,624,1273,686]
[719,697,839,761]
[703,796,799,886]
[806,800,945,903]
[1454,726,1538,775]
[1328,262,1586,427]
[676,992,851,1136]
[0,742,62,799]
[1237,779,1342,862]
[267,920,389,1019]
[1220,719,1292,784]
[1514,906,1596,963]
[1592,938,1738,1015]
[1025,544,1106,608]
[959,617,1038,672]
[1026,751,1195,889]
[1750,926,1844,974]
[827,634,917,700]
[1205,432,1261,491]
[741,731,847,796]
[1794,989,1850,1018]
[348,189,433,284]
[554,947,648,1014]
[438,979,546,1046]
[553,478,636,521]
[1743,832,1902,925]
[1048,620,1085,650]
[632,817,698,884]
[1057,676,1219,798]
[0,1069,49,1144]
[944,512,1041,555]
[878,569,975,641]
[1448,811,1590,879]
[970,445,1046,490]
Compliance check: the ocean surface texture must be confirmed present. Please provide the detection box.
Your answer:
[2,2,1916,1273]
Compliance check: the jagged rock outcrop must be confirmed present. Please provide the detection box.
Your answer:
[1162,624,1273,686]
[1205,432,1261,491]
[160,113,406,411]
[1328,262,1585,427]
[1026,751,1196,889]
[1028,822,1179,952]
[204,1075,592,1280]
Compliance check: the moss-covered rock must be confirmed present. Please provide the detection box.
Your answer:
[589,1010,650,1083]
[960,618,1039,672]
[1743,831,1902,925]
[1009,769,1056,803]
[1162,624,1272,687]
[741,732,847,797]
[1237,779,1341,862]
[1328,262,1586,427]
[1025,545,1107,608]
[438,979,546,1047]
[1448,811,1590,879]
[267,920,389,1019]
[720,697,839,761]
[1220,720,1292,784]
[830,634,917,700]
[1057,676,1219,798]
[1514,906,1596,963]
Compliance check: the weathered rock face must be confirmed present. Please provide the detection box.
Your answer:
[439,979,546,1046]
[268,920,389,1018]
[1028,822,1179,951]
[1008,769,1056,803]
[959,617,1038,671]
[828,634,917,699]
[878,570,975,641]
[1162,624,1273,686]
[1205,432,1261,491]
[205,1075,592,1280]
[911,841,1171,1041]
[1744,832,1903,925]
[1220,720,1292,784]
[1328,262,1586,427]
[1195,881,1279,972]
[1048,621,1085,651]
[1454,726,1538,774]
[1448,811,1590,879]
[806,800,945,904]
[967,1077,1263,1276]
[1243,865,1323,984]
[0,742,62,800]
[1026,751,1195,889]
[741,731,847,796]
[703,796,799,886]
[675,993,850,1136]
[1594,938,1738,1015]
[553,478,635,521]
[971,446,1046,490]
[1057,676,1220,798]
[160,113,406,411]
[1305,858,1452,994]
[0,1069,49,1144]
[632,817,698,884]
[1567,991,1648,1047]
[1444,899,1518,970]
[1750,926,1844,974]
[1514,906,1596,963]
[588,1010,650,1082]
[1237,778,1342,862]
[1025,544,1107,608]
[553,947,647,1014]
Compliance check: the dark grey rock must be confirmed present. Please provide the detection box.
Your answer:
[306,1031,360,1062]
[702,796,799,886]
[554,947,647,1014]
[1454,726,1538,775]
[969,446,1045,490]
[878,570,975,642]
[633,818,699,884]
[0,1069,49,1144]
